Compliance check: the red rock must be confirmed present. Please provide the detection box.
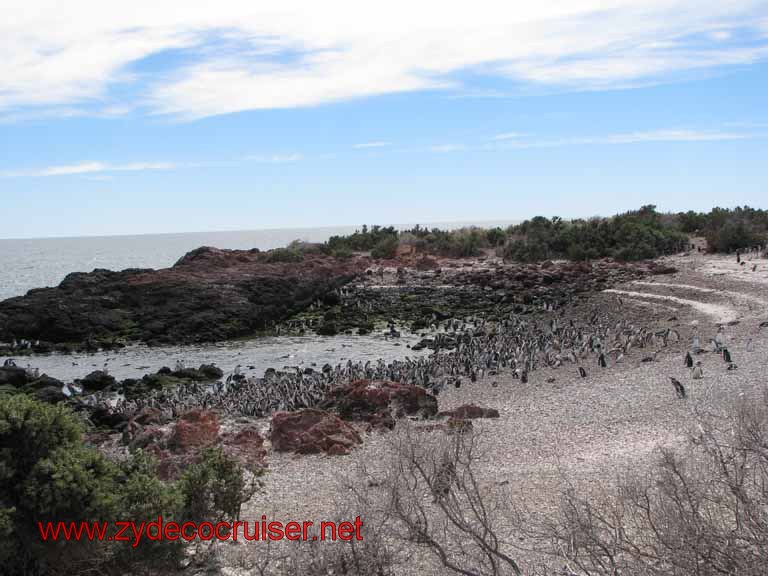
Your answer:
[169,409,220,453]
[220,425,268,469]
[270,409,362,455]
[323,380,438,428]
[438,404,500,419]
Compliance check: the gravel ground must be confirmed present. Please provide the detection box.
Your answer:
[212,252,768,575]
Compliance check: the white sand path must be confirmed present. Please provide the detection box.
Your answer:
[632,280,768,307]
[603,289,739,323]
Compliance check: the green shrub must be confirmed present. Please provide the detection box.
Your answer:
[371,236,398,259]
[0,395,253,576]
[179,447,255,522]
[262,247,304,263]
[331,245,354,259]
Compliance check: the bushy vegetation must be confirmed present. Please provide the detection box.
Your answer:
[0,395,252,576]
[260,246,304,263]
[312,206,767,263]
[498,206,688,262]
[326,224,496,259]
[683,206,768,253]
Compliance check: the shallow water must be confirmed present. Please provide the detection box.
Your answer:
[1,332,432,383]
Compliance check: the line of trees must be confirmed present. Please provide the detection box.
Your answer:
[309,205,768,262]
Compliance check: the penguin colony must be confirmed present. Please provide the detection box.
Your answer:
[97,303,723,420]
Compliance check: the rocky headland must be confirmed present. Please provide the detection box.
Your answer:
[0,247,366,350]
[0,244,676,354]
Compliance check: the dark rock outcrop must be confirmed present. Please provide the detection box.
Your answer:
[0,366,28,387]
[77,370,116,392]
[0,249,367,347]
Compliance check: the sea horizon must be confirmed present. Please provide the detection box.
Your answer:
[0,218,521,242]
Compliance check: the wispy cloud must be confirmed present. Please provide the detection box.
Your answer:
[0,161,177,178]
[0,127,758,179]
[487,128,759,151]
[353,141,391,149]
[492,132,524,141]
[508,129,754,148]
[246,153,303,163]
[1,2,767,119]
[429,144,467,153]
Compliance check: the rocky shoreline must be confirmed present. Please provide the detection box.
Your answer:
[0,245,676,354]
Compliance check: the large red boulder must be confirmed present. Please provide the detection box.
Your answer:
[323,380,438,429]
[438,404,500,419]
[169,409,220,453]
[221,425,268,469]
[270,409,362,456]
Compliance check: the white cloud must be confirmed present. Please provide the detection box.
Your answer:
[246,153,303,163]
[0,161,177,178]
[710,30,733,41]
[353,141,391,149]
[1,1,767,119]
[429,144,467,153]
[0,127,759,179]
[492,132,524,141]
[492,128,758,149]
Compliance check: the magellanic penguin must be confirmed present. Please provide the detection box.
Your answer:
[685,351,693,368]
[692,362,704,380]
[669,377,686,399]
[578,366,587,378]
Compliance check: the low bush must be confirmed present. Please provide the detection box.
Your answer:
[0,395,253,576]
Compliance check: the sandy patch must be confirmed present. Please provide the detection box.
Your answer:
[603,289,739,323]
[632,280,768,307]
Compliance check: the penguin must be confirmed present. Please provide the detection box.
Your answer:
[692,362,703,380]
[723,348,732,364]
[521,370,528,384]
[685,351,693,368]
[578,366,587,378]
[692,335,701,353]
[598,353,607,368]
[669,377,686,399]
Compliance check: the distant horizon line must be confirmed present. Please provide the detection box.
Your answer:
[3,203,766,242]
[0,218,523,242]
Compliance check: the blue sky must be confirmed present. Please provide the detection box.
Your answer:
[1,1,767,238]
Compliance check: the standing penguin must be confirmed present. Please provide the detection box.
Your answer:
[692,335,701,353]
[692,362,704,380]
[598,353,607,368]
[685,351,693,368]
[521,370,528,384]
[723,348,732,364]
[669,377,686,399]
[578,366,587,378]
